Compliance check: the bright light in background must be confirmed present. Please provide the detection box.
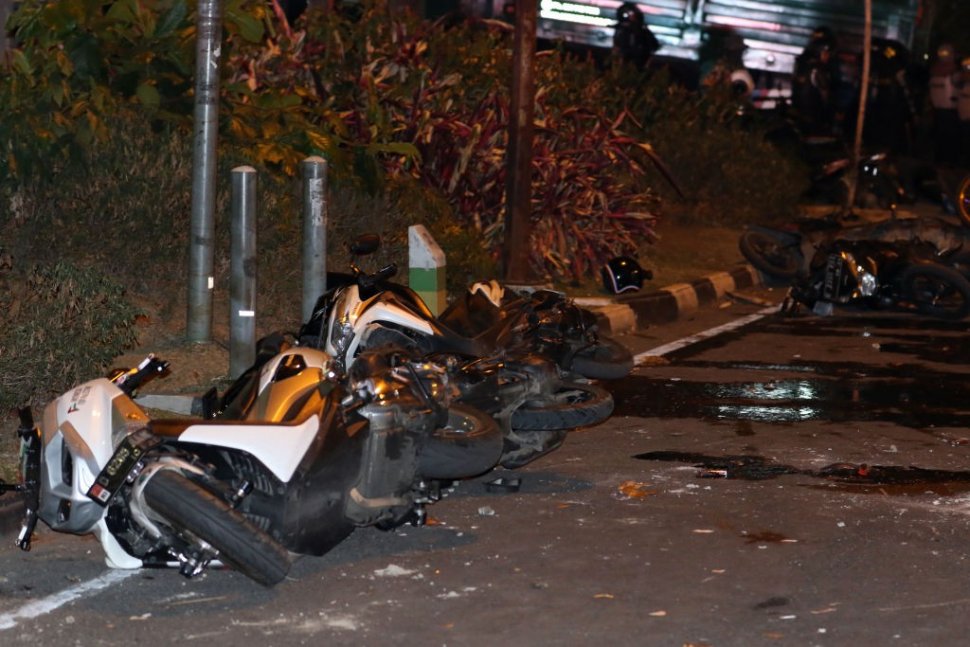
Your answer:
[706,14,783,33]
[540,0,614,27]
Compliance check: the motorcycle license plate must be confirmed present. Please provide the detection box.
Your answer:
[822,254,845,301]
[86,428,160,506]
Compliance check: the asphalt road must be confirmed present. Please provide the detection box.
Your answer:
[4,295,970,646]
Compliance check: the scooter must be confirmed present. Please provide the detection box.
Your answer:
[3,347,502,586]
[3,355,291,586]
[292,235,616,467]
[782,237,970,320]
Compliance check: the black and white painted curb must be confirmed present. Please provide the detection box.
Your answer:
[580,264,763,335]
[0,264,765,536]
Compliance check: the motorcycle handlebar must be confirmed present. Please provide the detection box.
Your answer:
[358,263,398,290]
[110,354,170,396]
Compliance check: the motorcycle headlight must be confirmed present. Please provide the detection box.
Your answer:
[857,269,878,297]
[330,318,355,362]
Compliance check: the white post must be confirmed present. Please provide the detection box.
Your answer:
[408,225,446,316]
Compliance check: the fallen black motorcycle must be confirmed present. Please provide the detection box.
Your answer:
[782,237,970,320]
[740,215,970,283]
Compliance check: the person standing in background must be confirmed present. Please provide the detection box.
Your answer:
[957,56,970,168]
[791,27,839,136]
[612,2,660,72]
[929,43,961,166]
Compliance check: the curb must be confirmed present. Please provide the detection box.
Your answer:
[584,264,763,335]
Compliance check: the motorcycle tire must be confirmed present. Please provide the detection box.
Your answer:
[899,263,970,320]
[418,403,504,480]
[510,382,614,431]
[569,336,634,380]
[958,174,970,227]
[142,469,291,587]
[739,229,802,280]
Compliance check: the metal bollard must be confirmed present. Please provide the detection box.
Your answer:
[230,166,257,380]
[302,156,329,323]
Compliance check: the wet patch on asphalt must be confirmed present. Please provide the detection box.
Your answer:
[635,451,970,495]
[612,375,970,428]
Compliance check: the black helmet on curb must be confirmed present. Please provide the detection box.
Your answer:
[601,256,651,294]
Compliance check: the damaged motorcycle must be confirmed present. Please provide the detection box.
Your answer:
[3,345,502,586]
[782,237,970,320]
[293,234,617,467]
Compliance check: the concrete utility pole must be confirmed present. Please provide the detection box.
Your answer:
[187,0,223,342]
[845,0,872,216]
[502,0,537,282]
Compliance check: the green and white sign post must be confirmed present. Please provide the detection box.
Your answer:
[408,225,446,316]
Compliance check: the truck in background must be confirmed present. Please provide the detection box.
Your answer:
[468,0,924,106]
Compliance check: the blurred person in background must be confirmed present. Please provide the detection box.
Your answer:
[791,26,840,137]
[612,2,659,72]
[957,56,970,168]
[929,43,961,166]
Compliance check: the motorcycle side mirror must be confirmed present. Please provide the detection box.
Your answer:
[350,233,381,257]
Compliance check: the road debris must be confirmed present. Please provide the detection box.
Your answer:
[614,480,657,500]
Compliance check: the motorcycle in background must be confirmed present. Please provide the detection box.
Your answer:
[782,238,970,320]
[739,215,970,284]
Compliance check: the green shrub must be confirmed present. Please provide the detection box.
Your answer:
[0,262,141,411]
[627,72,810,226]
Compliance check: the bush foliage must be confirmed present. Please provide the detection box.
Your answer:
[0,262,141,411]
[2,0,804,279]
[0,0,807,406]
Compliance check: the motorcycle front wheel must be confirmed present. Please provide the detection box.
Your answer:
[569,336,634,380]
[142,469,291,587]
[739,229,802,280]
[418,403,504,480]
[957,173,970,227]
[510,382,614,431]
[899,263,970,320]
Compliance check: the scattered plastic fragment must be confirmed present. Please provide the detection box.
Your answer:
[478,506,496,517]
[374,564,417,577]
[594,593,615,599]
[699,469,728,478]
[648,610,667,617]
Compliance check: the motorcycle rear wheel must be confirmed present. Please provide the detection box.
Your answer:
[569,337,633,380]
[510,382,614,431]
[419,403,504,480]
[142,470,291,587]
[899,263,970,320]
[739,229,801,279]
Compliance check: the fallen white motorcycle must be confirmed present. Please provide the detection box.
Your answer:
[2,347,501,586]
